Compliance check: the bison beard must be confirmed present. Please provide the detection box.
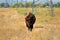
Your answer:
[25,12,36,31]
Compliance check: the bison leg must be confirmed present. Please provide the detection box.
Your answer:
[26,23,33,31]
[28,25,33,31]
[26,23,30,30]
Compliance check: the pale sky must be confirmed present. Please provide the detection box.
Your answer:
[0,0,60,4]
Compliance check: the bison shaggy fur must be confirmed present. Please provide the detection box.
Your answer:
[25,12,36,31]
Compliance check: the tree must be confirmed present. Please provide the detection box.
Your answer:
[42,2,49,7]
[26,2,32,7]
[11,2,24,8]
[0,3,10,8]
[34,3,42,7]
[57,2,60,7]
[18,3,24,7]
[53,2,60,7]
[11,4,17,8]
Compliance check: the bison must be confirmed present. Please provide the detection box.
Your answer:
[25,12,36,31]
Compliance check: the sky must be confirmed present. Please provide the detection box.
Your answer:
[0,0,60,4]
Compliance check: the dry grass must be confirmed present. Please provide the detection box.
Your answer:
[0,8,60,40]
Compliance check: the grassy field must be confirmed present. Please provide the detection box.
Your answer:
[0,8,60,40]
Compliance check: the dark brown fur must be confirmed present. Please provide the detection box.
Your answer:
[25,12,36,31]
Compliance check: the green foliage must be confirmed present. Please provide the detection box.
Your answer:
[53,2,60,7]
[18,3,24,7]
[26,2,32,7]
[11,4,18,8]
[42,2,49,7]
[0,3,10,8]
[0,2,60,8]
[34,4,42,7]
